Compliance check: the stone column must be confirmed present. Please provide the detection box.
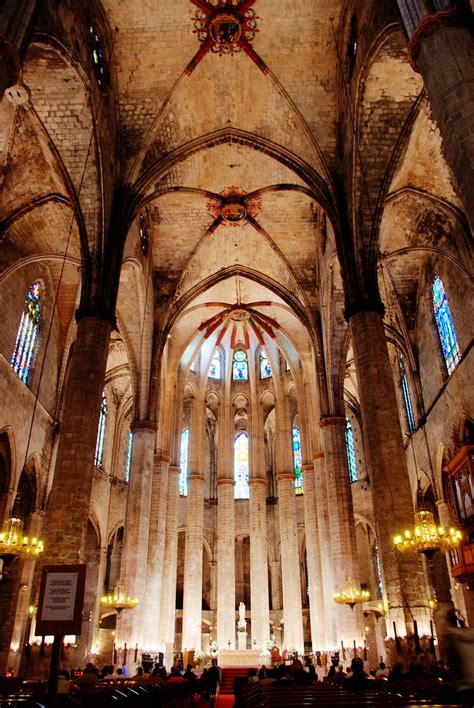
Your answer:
[249,478,270,649]
[349,309,428,634]
[320,417,362,646]
[42,314,111,563]
[270,560,282,611]
[142,454,169,651]
[158,465,180,650]
[404,6,474,230]
[116,420,156,650]
[277,472,304,653]
[301,463,326,650]
[313,452,336,647]
[182,397,205,651]
[217,479,236,649]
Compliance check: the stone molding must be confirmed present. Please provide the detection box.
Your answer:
[344,298,385,322]
[408,7,458,72]
[312,452,324,461]
[131,419,157,432]
[276,471,296,482]
[168,465,180,475]
[301,464,314,473]
[75,305,117,328]
[249,477,266,486]
[188,472,205,482]
[217,478,235,486]
[0,34,20,86]
[319,416,345,428]
[154,453,171,463]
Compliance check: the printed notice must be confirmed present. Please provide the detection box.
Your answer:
[40,572,78,622]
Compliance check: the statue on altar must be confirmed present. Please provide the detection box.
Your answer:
[238,601,246,630]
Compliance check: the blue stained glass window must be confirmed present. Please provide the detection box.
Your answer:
[180,428,189,496]
[125,431,134,482]
[234,432,249,499]
[399,356,416,433]
[375,546,384,599]
[89,25,108,88]
[11,281,42,385]
[232,350,248,381]
[95,392,107,468]
[345,416,358,483]
[260,350,272,379]
[293,427,303,495]
[209,351,221,379]
[433,276,460,375]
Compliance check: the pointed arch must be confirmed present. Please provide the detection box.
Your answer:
[234,431,249,499]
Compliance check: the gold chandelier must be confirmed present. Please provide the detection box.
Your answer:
[333,576,370,609]
[393,509,462,558]
[0,517,44,565]
[101,583,138,614]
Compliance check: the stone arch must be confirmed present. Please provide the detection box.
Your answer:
[0,430,13,523]
[104,525,124,593]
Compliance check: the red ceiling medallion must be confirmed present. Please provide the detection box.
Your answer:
[207,185,262,227]
[187,1,267,74]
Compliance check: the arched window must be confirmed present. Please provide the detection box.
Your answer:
[293,427,303,495]
[89,24,108,88]
[260,350,272,379]
[209,350,221,379]
[94,392,107,468]
[180,428,189,496]
[399,355,416,433]
[375,546,384,599]
[11,281,42,385]
[232,350,248,381]
[234,432,249,499]
[433,276,461,375]
[345,416,358,483]
[125,430,134,482]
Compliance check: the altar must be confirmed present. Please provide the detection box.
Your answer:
[219,649,271,667]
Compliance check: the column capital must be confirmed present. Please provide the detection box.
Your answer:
[154,453,171,463]
[312,452,324,461]
[249,477,266,486]
[168,465,180,475]
[344,299,385,322]
[189,472,205,482]
[301,464,313,474]
[319,416,345,428]
[217,478,235,486]
[407,7,458,72]
[276,471,296,482]
[131,420,157,432]
[75,305,117,328]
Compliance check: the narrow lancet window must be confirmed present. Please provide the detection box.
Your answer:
[232,350,248,381]
[345,416,358,483]
[95,392,107,468]
[180,428,189,496]
[260,350,272,379]
[400,355,416,433]
[293,427,303,495]
[11,281,42,385]
[125,430,134,482]
[209,350,221,379]
[234,431,249,499]
[433,276,460,375]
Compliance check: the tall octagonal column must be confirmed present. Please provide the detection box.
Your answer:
[249,477,270,649]
[216,478,236,649]
[158,465,180,650]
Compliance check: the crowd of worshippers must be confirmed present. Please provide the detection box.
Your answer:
[57,658,221,700]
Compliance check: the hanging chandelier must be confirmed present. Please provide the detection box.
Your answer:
[333,576,370,609]
[0,517,44,568]
[101,583,138,614]
[393,509,462,559]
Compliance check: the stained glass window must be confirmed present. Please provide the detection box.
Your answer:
[399,356,416,433]
[433,276,460,375]
[139,214,149,255]
[125,431,134,482]
[293,427,303,495]
[232,350,248,381]
[11,281,42,385]
[209,350,221,379]
[375,546,384,599]
[234,432,249,499]
[180,428,189,496]
[260,350,272,379]
[89,25,108,88]
[95,392,107,468]
[345,416,358,483]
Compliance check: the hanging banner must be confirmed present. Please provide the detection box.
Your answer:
[36,564,86,636]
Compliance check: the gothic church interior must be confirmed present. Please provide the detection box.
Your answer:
[0,0,473,674]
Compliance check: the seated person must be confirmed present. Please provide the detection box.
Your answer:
[343,657,372,690]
